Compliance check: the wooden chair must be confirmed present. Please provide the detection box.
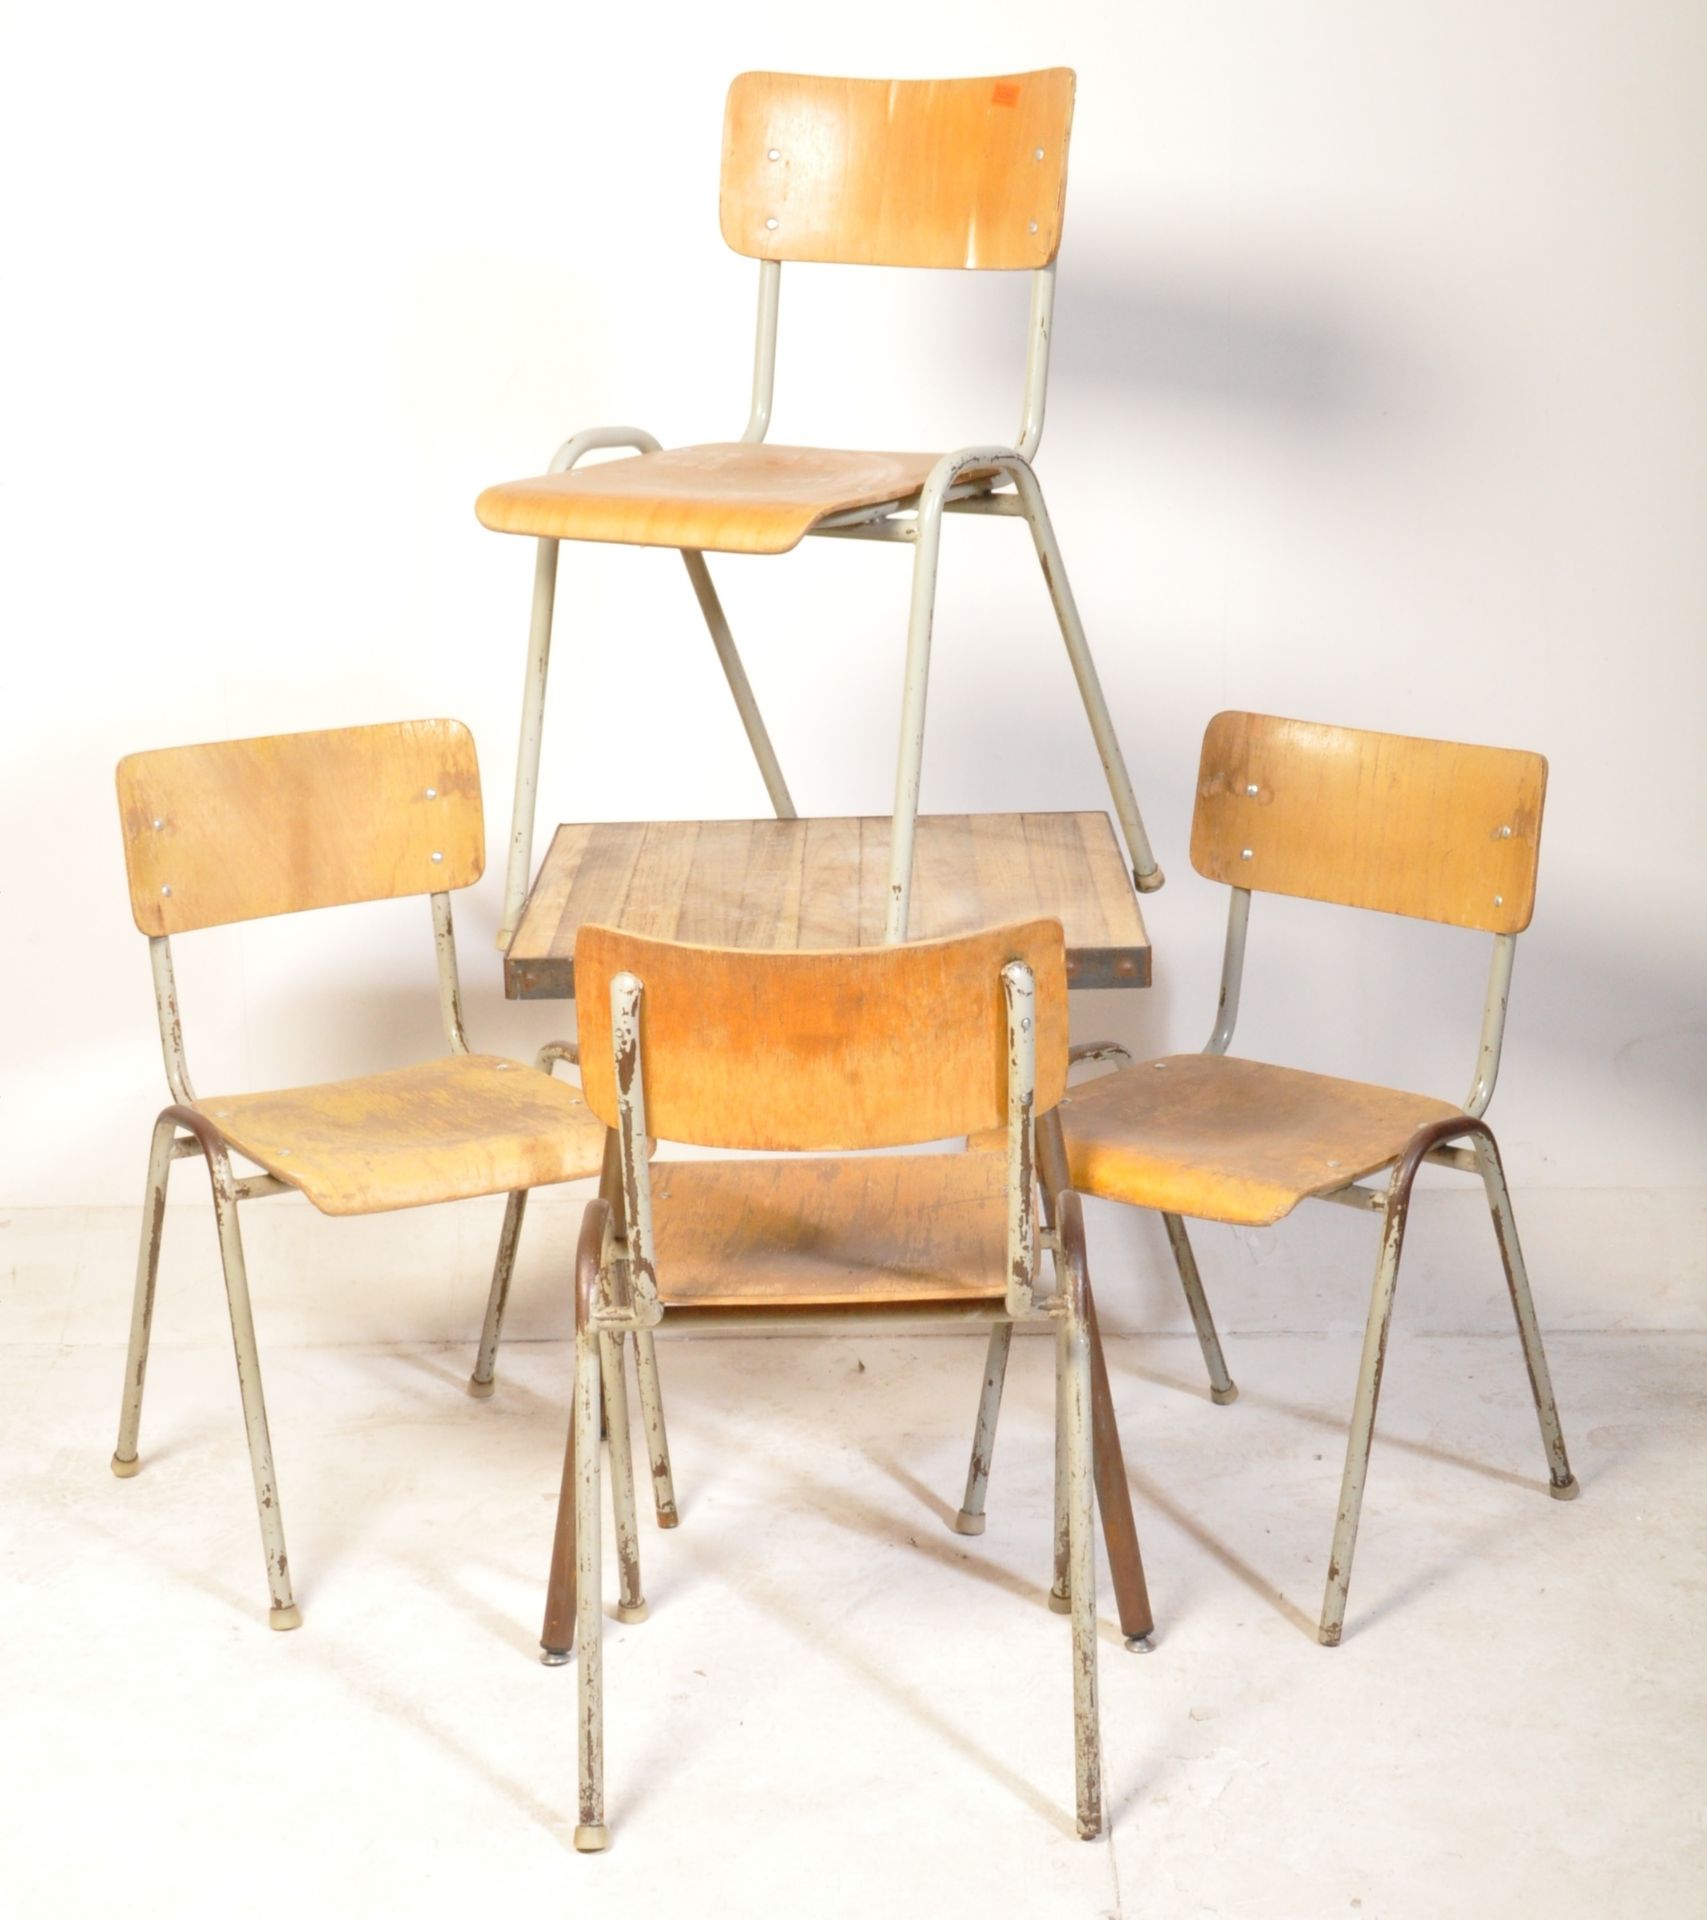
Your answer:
[111,720,620,1629]
[539,920,1153,1850]
[477,69,1164,951]
[956,712,1580,1647]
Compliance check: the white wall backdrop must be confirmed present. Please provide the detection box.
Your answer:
[3,4,1702,1327]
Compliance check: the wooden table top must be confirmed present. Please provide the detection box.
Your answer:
[503,812,1151,999]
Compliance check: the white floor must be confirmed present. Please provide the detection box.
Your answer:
[3,1316,1704,1918]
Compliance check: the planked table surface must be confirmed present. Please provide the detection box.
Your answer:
[504,812,1150,999]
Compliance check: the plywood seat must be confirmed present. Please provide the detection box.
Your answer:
[1060,1054,1462,1228]
[646,1152,1014,1310]
[196,1053,607,1217]
[475,443,942,555]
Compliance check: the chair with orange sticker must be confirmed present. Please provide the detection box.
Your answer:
[478,69,1164,955]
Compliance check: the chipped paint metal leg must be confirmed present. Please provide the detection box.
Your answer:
[540,1392,577,1666]
[499,537,560,950]
[1162,1212,1237,1404]
[954,1322,1013,1536]
[1060,1229,1103,1839]
[573,1314,608,1851]
[208,1151,298,1629]
[631,1329,678,1528]
[1472,1133,1579,1500]
[1049,1332,1072,1615]
[602,1334,647,1623]
[1319,1161,1414,1649]
[542,1200,609,1665]
[1007,465,1162,894]
[112,1114,179,1477]
[468,1188,528,1398]
[1082,1272,1156,1647]
[679,552,796,821]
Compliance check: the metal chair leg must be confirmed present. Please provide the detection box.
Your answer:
[1082,1276,1156,1648]
[112,1114,178,1478]
[1471,1134,1579,1500]
[954,1322,1013,1536]
[630,1329,679,1528]
[602,1333,647,1622]
[542,1199,611,1665]
[1058,1196,1103,1840]
[1008,464,1163,894]
[572,1310,608,1851]
[884,491,947,940]
[1161,1212,1238,1404]
[201,1141,299,1629]
[679,553,796,820]
[1319,1131,1435,1649]
[468,1188,528,1398]
[1049,1337,1071,1614]
[499,536,560,949]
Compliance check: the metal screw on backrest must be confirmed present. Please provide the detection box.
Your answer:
[1498,824,1512,838]
[151,817,164,831]
[1034,147,1045,160]
[765,217,779,230]
[1241,848,1253,860]
[1029,220,1038,233]
[431,851,444,864]
[1494,894,1504,906]
[161,885,172,897]
[767,148,780,161]
[425,787,438,799]
[1245,784,1258,797]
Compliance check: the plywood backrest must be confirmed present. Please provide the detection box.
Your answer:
[721,70,1075,269]
[1191,711,1547,934]
[117,720,484,935]
[576,920,1069,1150]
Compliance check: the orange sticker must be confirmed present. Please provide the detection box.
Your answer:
[991,82,1020,107]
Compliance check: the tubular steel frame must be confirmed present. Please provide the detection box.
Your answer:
[956,888,1579,1648]
[537,958,1154,1851]
[112,894,589,1629]
[496,260,1163,949]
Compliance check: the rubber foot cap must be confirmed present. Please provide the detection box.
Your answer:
[269,1604,302,1632]
[540,1647,571,1668]
[1550,1476,1581,1502]
[1210,1383,1239,1406]
[466,1376,495,1400]
[1124,1632,1155,1654]
[110,1452,142,1479]
[1048,1590,1072,1615]
[655,1509,680,1530]
[1319,1623,1342,1648]
[616,1599,649,1624]
[952,1509,986,1537]
[574,1824,609,1854]
[1135,865,1165,894]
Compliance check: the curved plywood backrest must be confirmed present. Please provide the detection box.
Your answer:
[1191,711,1546,934]
[117,720,484,935]
[576,920,1069,1150]
[721,70,1075,270]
